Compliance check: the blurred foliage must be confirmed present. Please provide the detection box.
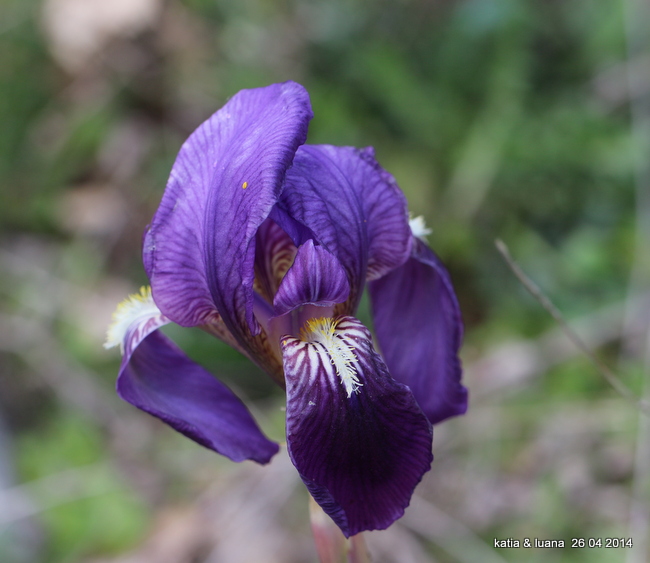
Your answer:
[16,414,147,560]
[0,0,648,561]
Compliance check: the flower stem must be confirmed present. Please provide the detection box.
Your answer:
[348,533,370,563]
[308,496,371,563]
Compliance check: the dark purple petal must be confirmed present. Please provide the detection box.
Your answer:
[278,145,412,313]
[273,239,349,316]
[369,239,467,425]
[118,331,278,463]
[281,316,433,537]
[144,82,312,350]
[112,291,278,464]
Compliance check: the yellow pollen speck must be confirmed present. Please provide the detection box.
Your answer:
[242,181,248,189]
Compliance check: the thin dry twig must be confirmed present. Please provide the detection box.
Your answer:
[495,238,650,417]
[465,289,650,402]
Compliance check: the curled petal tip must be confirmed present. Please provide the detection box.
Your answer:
[104,286,166,354]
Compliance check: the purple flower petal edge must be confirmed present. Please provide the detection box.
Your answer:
[279,145,412,314]
[144,82,313,343]
[281,316,433,536]
[369,239,467,425]
[114,292,278,464]
[118,331,278,464]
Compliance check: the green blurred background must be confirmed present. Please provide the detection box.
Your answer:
[1,0,649,561]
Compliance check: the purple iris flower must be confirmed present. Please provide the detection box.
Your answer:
[105,81,467,537]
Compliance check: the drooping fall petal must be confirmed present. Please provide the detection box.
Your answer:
[118,332,279,463]
[369,239,467,425]
[281,316,433,537]
[108,288,279,464]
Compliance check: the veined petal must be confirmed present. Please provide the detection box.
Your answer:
[281,316,433,537]
[279,145,412,314]
[108,288,279,464]
[144,82,313,366]
[273,239,349,316]
[369,239,467,425]
[254,218,297,304]
[118,332,279,463]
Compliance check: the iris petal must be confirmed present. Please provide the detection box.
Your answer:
[281,316,433,537]
[112,290,279,464]
[279,145,412,313]
[118,332,279,463]
[369,238,467,425]
[273,239,349,316]
[144,82,313,367]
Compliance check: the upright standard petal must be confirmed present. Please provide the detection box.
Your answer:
[369,239,467,425]
[278,145,412,313]
[281,316,433,537]
[108,288,279,464]
[143,82,313,352]
[273,239,349,317]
